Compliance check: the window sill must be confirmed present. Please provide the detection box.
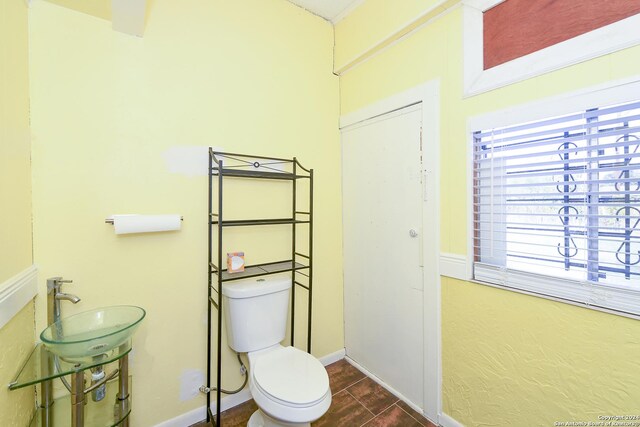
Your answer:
[473,263,640,320]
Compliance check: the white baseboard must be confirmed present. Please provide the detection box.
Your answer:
[439,412,465,427]
[344,356,438,426]
[0,265,37,330]
[154,388,253,427]
[154,348,347,427]
[319,348,346,366]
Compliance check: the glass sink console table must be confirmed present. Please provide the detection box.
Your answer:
[9,340,133,427]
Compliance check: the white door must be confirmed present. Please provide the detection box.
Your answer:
[342,104,424,407]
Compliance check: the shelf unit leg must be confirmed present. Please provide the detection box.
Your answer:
[308,168,314,354]
[70,370,85,427]
[207,149,213,424]
[291,159,297,348]
[216,159,224,426]
[116,354,130,427]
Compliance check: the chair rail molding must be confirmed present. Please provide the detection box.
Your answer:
[439,253,470,281]
[0,265,38,329]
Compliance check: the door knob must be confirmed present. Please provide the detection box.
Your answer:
[409,229,418,238]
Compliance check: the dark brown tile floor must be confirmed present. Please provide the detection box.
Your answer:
[191,359,437,427]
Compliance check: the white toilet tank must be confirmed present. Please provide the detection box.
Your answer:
[222,274,291,353]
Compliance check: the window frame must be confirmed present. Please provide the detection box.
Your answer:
[467,76,640,318]
[462,0,640,97]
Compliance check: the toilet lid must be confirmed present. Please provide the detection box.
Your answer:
[252,347,329,406]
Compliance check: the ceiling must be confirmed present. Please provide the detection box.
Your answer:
[42,0,363,27]
[287,0,363,23]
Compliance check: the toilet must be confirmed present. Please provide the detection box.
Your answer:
[222,274,331,427]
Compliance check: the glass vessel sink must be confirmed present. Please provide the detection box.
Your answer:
[40,306,145,362]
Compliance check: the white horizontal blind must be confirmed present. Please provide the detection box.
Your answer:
[473,100,640,315]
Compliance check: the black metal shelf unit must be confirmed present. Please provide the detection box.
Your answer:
[206,150,314,426]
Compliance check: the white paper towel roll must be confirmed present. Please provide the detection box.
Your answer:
[112,214,182,235]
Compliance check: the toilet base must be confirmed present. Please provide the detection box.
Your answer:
[247,409,311,427]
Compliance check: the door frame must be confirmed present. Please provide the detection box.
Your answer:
[339,80,441,423]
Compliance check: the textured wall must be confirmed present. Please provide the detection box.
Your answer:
[337,3,640,425]
[0,303,35,427]
[442,278,640,425]
[0,0,36,425]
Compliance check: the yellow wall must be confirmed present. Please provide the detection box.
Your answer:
[337,4,640,425]
[1,0,33,281]
[443,278,640,425]
[44,0,111,21]
[0,0,35,425]
[29,0,342,425]
[0,305,36,427]
[334,0,450,70]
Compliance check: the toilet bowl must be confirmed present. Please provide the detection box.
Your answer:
[247,345,331,427]
[221,275,331,427]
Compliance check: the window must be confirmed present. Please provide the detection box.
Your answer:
[473,99,640,315]
[482,0,640,70]
[462,1,640,96]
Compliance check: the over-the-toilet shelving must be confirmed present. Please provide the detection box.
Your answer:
[205,150,314,426]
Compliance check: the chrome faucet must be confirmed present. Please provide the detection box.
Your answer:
[47,277,81,326]
[42,277,82,426]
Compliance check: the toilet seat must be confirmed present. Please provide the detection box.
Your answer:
[253,346,329,406]
[249,346,331,424]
